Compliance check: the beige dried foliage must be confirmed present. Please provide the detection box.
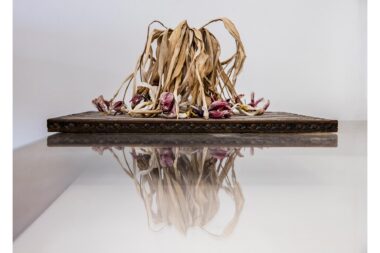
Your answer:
[98,146,245,236]
[94,18,270,119]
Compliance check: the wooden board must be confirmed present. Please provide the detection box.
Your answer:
[47,111,338,134]
[47,133,337,147]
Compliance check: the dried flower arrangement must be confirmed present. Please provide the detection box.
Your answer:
[93,145,244,236]
[92,18,269,119]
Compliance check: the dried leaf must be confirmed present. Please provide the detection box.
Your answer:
[94,18,269,119]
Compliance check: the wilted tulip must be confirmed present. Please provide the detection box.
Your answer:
[249,92,264,108]
[209,110,232,119]
[208,99,232,119]
[159,92,175,113]
[130,94,145,109]
[110,100,124,115]
[92,95,110,112]
[209,100,231,111]
[92,95,126,115]
[254,100,270,115]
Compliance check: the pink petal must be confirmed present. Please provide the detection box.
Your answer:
[209,100,231,111]
[159,92,175,113]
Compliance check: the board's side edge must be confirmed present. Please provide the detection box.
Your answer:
[47,118,338,133]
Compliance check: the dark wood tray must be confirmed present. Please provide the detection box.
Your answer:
[47,111,338,134]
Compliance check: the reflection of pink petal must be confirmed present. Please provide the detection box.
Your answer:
[210,148,229,159]
[159,92,175,113]
[159,148,174,167]
[92,146,109,155]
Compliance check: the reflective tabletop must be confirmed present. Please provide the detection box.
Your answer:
[13,121,366,253]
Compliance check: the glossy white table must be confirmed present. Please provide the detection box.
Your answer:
[13,121,366,253]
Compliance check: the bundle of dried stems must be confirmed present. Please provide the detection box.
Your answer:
[93,145,245,236]
[92,18,269,119]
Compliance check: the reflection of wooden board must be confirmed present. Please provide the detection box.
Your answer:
[47,111,338,134]
[47,133,337,147]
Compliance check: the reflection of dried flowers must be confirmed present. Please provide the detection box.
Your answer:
[158,148,175,167]
[91,146,110,155]
[91,18,270,119]
[95,145,246,237]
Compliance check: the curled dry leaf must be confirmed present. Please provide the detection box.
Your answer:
[92,18,270,119]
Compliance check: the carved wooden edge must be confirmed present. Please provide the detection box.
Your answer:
[48,119,338,134]
[47,111,338,133]
[47,133,338,147]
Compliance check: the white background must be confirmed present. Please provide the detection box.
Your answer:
[13,0,367,148]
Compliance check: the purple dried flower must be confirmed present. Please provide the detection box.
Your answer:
[263,100,270,110]
[249,92,264,107]
[253,98,264,107]
[254,100,271,115]
[130,94,145,108]
[208,99,232,119]
[159,92,175,113]
[110,100,124,115]
[209,100,231,111]
[209,110,232,119]
[92,95,110,112]
[250,92,255,103]
[191,106,204,117]
[92,95,126,115]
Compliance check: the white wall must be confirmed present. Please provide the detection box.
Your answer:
[14,0,367,148]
